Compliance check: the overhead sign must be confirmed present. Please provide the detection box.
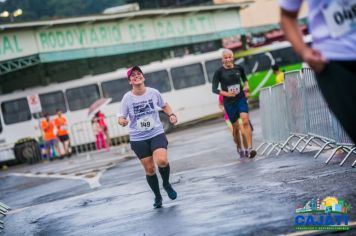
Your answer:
[0,10,241,62]
[27,94,42,114]
[36,11,238,52]
[0,31,38,61]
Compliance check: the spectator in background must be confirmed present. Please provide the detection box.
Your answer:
[272,64,284,84]
[95,111,110,149]
[41,113,61,160]
[92,117,106,150]
[279,0,356,143]
[54,109,71,158]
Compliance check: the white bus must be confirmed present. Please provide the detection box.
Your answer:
[0,49,225,163]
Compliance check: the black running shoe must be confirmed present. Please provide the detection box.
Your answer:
[163,184,177,200]
[249,149,257,158]
[153,197,162,208]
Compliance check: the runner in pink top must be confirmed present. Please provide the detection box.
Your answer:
[218,95,232,128]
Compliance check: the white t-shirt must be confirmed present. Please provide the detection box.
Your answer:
[279,0,356,60]
[117,87,165,141]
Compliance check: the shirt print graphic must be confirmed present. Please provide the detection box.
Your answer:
[132,99,155,119]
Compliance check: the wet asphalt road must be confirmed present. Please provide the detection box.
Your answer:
[0,109,355,236]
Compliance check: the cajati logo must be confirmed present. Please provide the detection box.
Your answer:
[294,197,351,231]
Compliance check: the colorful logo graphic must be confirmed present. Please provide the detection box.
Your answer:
[294,197,351,231]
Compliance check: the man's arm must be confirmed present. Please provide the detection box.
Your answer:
[280,8,306,56]
[239,66,249,92]
[280,8,327,72]
[212,69,221,95]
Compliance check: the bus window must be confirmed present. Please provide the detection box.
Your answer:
[205,59,221,83]
[271,47,302,66]
[171,63,205,90]
[1,98,31,125]
[101,79,131,103]
[145,70,171,93]
[244,53,271,73]
[235,60,250,75]
[66,84,100,111]
[39,91,67,115]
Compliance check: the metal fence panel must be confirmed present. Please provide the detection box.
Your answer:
[331,114,353,145]
[259,87,273,142]
[284,70,309,134]
[302,68,335,141]
[270,84,290,142]
[70,115,129,155]
[259,68,354,166]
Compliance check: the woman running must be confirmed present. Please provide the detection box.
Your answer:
[118,65,178,208]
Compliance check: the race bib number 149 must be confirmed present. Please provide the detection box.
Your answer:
[137,117,155,131]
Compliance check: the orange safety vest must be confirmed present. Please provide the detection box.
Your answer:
[41,119,56,141]
[54,116,69,136]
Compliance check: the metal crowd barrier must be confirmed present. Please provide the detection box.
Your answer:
[279,70,312,154]
[0,201,11,232]
[258,84,292,156]
[258,68,355,167]
[70,115,130,156]
[257,87,274,155]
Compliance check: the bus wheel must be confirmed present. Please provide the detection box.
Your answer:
[14,139,41,164]
[159,112,173,133]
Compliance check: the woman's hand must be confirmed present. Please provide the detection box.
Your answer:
[118,117,128,127]
[169,114,177,125]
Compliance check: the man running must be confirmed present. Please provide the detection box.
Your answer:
[118,65,178,208]
[212,49,257,158]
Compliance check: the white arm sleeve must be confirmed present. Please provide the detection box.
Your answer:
[279,0,303,12]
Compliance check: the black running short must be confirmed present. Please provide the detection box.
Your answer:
[58,134,70,142]
[130,133,168,159]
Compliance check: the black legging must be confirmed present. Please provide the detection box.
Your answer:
[315,60,356,144]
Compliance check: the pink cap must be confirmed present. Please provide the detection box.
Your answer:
[127,65,142,78]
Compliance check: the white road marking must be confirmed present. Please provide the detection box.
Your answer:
[7,163,116,189]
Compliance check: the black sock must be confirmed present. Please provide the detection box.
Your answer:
[158,163,170,187]
[146,174,161,199]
